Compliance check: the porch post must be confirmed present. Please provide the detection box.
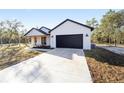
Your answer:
[31,36,35,47]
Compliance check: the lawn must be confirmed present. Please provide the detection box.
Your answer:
[0,44,42,70]
[84,47,124,83]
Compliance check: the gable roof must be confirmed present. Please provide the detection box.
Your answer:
[24,27,50,36]
[40,26,51,31]
[40,26,51,33]
[49,19,94,33]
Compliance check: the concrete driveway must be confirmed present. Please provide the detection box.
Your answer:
[0,48,92,83]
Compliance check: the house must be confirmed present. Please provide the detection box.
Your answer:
[24,19,94,49]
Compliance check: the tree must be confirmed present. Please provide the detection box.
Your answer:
[4,20,24,46]
[0,21,4,46]
[90,9,124,45]
[100,9,124,46]
[86,18,98,28]
[0,19,26,47]
[86,18,99,43]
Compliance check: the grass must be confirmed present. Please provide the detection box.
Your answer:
[84,47,124,83]
[0,44,42,70]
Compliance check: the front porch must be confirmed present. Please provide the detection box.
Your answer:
[24,27,51,48]
[28,35,50,48]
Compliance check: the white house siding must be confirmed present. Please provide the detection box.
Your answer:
[26,29,45,36]
[46,36,50,46]
[50,21,91,49]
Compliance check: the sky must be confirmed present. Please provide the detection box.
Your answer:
[0,9,119,30]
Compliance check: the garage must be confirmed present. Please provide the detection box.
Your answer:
[56,34,83,49]
[50,19,94,49]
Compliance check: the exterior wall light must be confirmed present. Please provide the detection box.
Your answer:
[86,34,89,37]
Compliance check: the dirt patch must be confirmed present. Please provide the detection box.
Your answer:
[0,45,42,70]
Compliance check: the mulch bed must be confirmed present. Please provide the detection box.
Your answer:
[84,47,124,83]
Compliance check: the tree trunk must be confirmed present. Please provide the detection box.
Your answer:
[0,37,2,45]
[0,36,3,47]
[114,28,118,47]
[115,39,117,47]
[108,32,111,46]
[18,36,20,47]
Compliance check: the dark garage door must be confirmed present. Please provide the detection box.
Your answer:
[56,34,83,49]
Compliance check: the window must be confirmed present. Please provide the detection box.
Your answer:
[41,37,46,45]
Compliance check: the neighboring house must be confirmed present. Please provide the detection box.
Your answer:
[24,19,94,49]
